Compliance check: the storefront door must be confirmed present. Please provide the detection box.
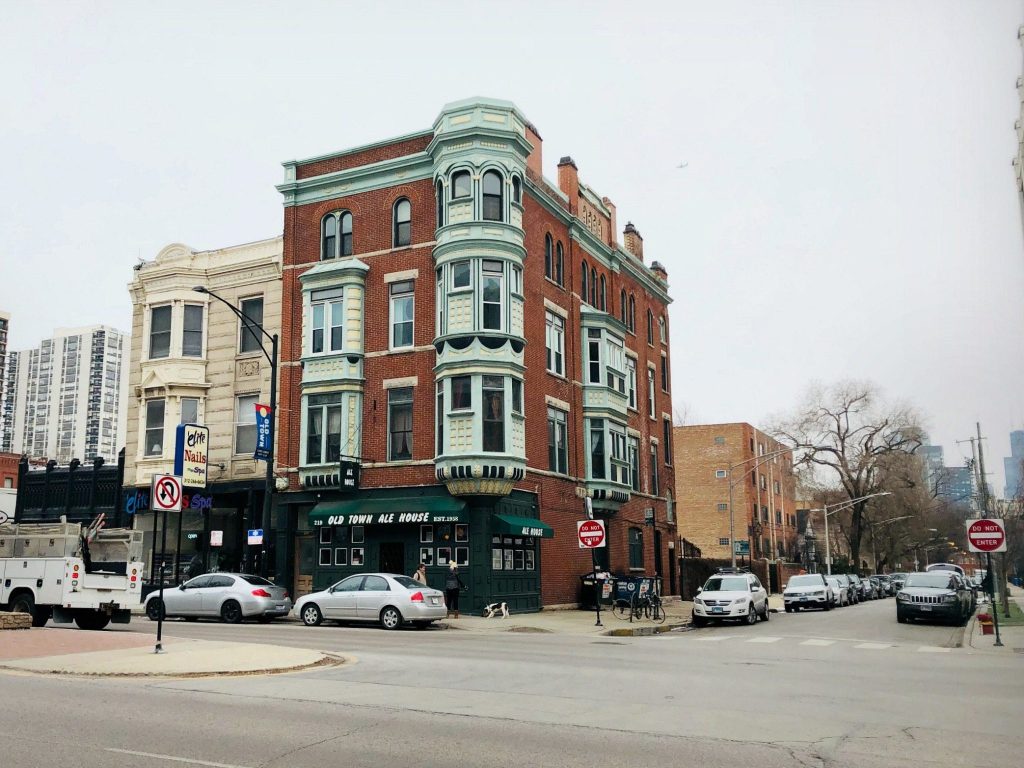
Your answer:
[295,534,314,597]
[380,542,404,575]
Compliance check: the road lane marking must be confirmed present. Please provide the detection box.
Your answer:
[916,646,951,653]
[105,748,254,768]
[746,636,782,643]
[854,643,891,650]
[696,635,738,641]
[800,639,836,646]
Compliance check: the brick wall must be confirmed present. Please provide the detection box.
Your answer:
[0,451,17,488]
[295,134,432,180]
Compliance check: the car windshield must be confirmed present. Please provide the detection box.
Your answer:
[704,577,749,592]
[788,575,823,587]
[826,578,840,587]
[904,573,954,589]
[238,575,275,586]
[391,576,422,589]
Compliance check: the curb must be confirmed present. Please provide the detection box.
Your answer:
[603,620,689,637]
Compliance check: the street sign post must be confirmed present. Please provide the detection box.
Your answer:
[967,518,1006,553]
[733,539,750,556]
[247,529,264,546]
[174,424,210,489]
[149,474,182,654]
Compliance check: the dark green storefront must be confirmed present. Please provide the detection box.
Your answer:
[306,488,552,613]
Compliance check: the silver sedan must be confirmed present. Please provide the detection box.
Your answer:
[294,573,447,630]
[145,573,292,623]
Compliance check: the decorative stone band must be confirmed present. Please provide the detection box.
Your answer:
[574,485,631,504]
[436,462,525,497]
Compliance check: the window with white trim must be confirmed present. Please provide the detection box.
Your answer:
[650,443,659,495]
[609,423,628,485]
[626,357,637,410]
[605,335,625,395]
[481,260,503,330]
[647,366,656,418]
[149,305,171,359]
[482,375,505,452]
[482,170,503,221]
[235,394,258,455]
[389,280,415,349]
[145,399,165,456]
[310,288,344,354]
[388,388,413,461]
[545,311,564,376]
[587,329,602,384]
[547,407,568,474]
[239,296,264,354]
[628,435,640,492]
[180,397,199,425]
[182,304,203,357]
[393,198,411,247]
[589,418,606,480]
[306,393,343,464]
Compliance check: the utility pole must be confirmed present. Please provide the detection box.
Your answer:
[974,423,1010,619]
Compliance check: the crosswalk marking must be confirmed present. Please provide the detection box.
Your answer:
[800,639,836,647]
[916,646,951,653]
[854,642,891,650]
[746,636,782,643]
[696,635,739,642]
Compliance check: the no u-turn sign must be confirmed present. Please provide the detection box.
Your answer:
[151,474,183,512]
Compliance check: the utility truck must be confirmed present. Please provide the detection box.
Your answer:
[0,514,145,630]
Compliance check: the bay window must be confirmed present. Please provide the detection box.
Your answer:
[481,260,503,330]
[145,399,165,456]
[482,376,505,452]
[310,288,344,354]
[149,305,171,359]
[589,418,606,480]
[306,393,343,464]
[182,304,203,357]
[609,424,628,485]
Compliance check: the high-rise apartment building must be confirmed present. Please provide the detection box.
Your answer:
[1003,430,1024,499]
[7,325,129,463]
[0,310,10,453]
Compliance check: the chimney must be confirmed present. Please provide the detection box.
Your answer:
[557,156,579,213]
[650,260,668,285]
[602,197,617,248]
[623,221,643,260]
[525,121,543,179]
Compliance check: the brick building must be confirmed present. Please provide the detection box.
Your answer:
[273,98,676,610]
[673,423,798,563]
[0,451,17,489]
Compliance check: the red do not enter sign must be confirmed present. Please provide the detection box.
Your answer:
[967,518,1006,553]
[578,519,606,549]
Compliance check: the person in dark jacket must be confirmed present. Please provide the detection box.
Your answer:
[445,562,466,619]
[185,554,205,581]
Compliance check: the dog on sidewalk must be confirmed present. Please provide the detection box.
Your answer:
[482,601,509,618]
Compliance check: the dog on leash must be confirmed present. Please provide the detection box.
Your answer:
[482,601,509,618]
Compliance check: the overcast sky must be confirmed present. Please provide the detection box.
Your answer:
[2,1,1022,492]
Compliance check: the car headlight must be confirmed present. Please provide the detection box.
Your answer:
[694,598,704,606]
[733,597,748,605]
[813,590,825,596]
[942,594,958,603]
[896,592,909,601]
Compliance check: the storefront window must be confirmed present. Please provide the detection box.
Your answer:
[492,535,536,572]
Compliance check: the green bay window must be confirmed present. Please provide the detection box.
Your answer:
[609,424,628,485]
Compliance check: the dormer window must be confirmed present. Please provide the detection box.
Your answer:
[482,170,503,221]
[393,198,411,247]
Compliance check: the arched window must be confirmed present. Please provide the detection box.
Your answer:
[556,242,564,286]
[544,234,553,279]
[436,180,444,230]
[393,198,411,247]
[512,176,522,204]
[628,295,636,332]
[581,261,589,302]
[339,212,352,256]
[599,275,606,311]
[590,268,597,306]
[620,289,627,324]
[647,309,654,345]
[452,170,471,199]
[659,315,667,344]
[321,215,336,260]
[482,170,503,221]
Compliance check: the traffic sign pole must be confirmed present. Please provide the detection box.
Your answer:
[987,552,1003,647]
[149,474,183,654]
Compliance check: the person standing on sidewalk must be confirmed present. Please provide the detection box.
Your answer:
[412,563,428,585]
[445,561,466,618]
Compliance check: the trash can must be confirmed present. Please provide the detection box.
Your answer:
[579,575,599,610]
[978,613,994,635]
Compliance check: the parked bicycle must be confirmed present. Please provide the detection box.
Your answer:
[613,580,665,624]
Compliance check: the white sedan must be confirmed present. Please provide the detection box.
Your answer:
[294,573,447,630]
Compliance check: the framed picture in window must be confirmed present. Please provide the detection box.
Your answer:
[525,550,535,570]
[319,527,332,545]
[455,547,469,566]
[334,548,348,566]
[421,525,434,543]
[514,537,523,546]
[350,547,364,566]
[492,535,501,544]
[513,549,525,570]
[455,524,469,542]
[503,549,514,570]
[436,547,451,566]
[524,537,535,546]
[492,548,503,569]
[319,548,331,566]
[419,547,434,566]
[351,526,364,544]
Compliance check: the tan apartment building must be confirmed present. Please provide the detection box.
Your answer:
[123,237,282,584]
[674,423,798,562]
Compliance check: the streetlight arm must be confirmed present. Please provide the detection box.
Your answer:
[192,287,275,366]
[728,448,790,489]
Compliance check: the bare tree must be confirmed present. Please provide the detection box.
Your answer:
[771,381,924,572]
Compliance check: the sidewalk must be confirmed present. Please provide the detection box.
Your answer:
[0,626,338,677]
[968,592,1024,652]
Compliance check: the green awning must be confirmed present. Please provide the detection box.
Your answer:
[493,514,555,539]
[310,497,466,527]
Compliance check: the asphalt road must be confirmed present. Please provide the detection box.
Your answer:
[3,599,1020,768]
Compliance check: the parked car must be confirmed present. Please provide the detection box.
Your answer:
[896,571,973,624]
[926,564,977,611]
[847,574,869,601]
[867,576,884,599]
[294,573,447,630]
[144,573,292,623]
[889,572,909,592]
[783,573,834,612]
[871,575,895,597]
[833,574,858,604]
[691,570,769,627]
[826,576,849,606]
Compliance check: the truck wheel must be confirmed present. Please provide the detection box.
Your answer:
[74,612,111,631]
[31,607,51,627]
[9,591,35,617]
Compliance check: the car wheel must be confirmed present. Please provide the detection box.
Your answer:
[784,606,792,613]
[301,603,323,626]
[824,600,832,611]
[761,602,770,621]
[746,605,757,625]
[74,611,111,631]
[380,606,403,630]
[897,610,907,623]
[220,600,243,624]
[146,598,165,622]
[691,614,708,628]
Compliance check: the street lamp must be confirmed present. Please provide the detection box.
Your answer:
[727,447,790,568]
[192,286,278,578]
[807,492,892,575]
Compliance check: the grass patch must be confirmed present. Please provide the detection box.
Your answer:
[989,595,1024,627]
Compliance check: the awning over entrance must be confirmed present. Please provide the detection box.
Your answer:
[309,497,467,527]
[493,514,555,539]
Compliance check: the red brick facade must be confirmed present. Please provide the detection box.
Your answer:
[279,105,676,607]
[0,451,17,489]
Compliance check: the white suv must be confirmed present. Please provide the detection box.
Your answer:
[783,573,834,612]
[692,570,769,627]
